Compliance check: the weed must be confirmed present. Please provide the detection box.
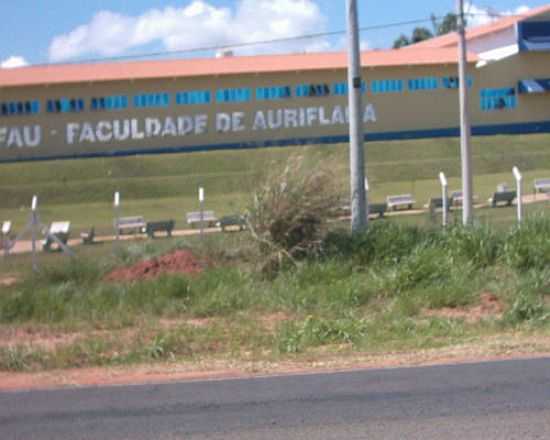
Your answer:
[503,215,550,271]
[277,315,368,353]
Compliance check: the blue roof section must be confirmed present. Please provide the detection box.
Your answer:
[518,21,550,52]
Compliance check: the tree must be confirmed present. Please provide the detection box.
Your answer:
[432,12,463,36]
[393,34,411,49]
[411,27,434,43]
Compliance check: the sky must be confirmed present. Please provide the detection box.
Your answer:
[1,0,548,68]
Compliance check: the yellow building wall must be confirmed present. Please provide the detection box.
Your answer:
[0,52,549,162]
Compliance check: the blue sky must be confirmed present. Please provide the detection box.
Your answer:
[1,0,547,67]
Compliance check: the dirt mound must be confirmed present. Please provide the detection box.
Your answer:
[105,250,205,282]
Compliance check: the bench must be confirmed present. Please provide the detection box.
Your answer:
[386,194,415,211]
[1,221,12,251]
[368,203,387,219]
[114,216,146,235]
[449,191,479,207]
[186,211,218,228]
[489,190,517,207]
[1,221,12,238]
[534,178,550,195]
[427,197,451,211]
[217,215,247,232]
[145,220,175,238]
[43,221,71,252]
[80,227,95,245]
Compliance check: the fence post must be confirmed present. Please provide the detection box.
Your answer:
[114,191,120,241]
[199,186,205,238]
[513,166,523,224]
[439,172,449,227]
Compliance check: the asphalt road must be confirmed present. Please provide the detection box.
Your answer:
[1,358,550,440]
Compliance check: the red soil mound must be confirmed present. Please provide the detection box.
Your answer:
[105,249,205,282]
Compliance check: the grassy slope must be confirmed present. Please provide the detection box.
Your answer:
[1,134,550,233]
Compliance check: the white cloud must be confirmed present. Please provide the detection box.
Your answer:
[1,56,28,69]
[465,3,531,28]
[48,0,330,62]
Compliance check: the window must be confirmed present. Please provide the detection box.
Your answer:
[441,76,473,89]
[176,90,211,105]
[296,83,330,98]
[408,77,439,91]
[332,81,367,96]
[480,87,517,112]
[91,95,128,111]
[256,86,292,101]
[216,88,251,103]
[0,100,40,117]
[133,93,170,108]
[46,98,84,113]
[371,79,403,94]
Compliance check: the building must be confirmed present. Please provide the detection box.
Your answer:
[0,5,549,163]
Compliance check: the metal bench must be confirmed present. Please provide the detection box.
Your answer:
[386,194,415,211]
[1,221,12,251]
[80,227,95,245]
[42,221,71,252]
[186,211,218,228]
[1,221,12,237]
[427,197,451,211]
[368,203,387,219]
[489,190,516,207]
[114,216,146,235]
[534,178,550,195]
[217,215,247,232]
[145,220,175,238]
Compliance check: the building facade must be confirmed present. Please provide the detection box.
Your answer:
[0,5,549,163]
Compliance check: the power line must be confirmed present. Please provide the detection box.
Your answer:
[28,10,532,67]
[32,16,445,67]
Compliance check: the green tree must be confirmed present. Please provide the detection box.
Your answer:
[393,34,411,49]
[432,12,463,36]
[411,27,434,43]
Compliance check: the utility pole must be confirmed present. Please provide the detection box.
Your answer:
[346,0,368,233]
[457,0,474,225]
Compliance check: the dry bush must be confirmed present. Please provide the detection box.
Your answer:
[247,155,344,268]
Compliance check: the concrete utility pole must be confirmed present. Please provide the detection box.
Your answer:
[346,0,368,233]
[457,0,474,225]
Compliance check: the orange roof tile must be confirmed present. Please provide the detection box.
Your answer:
[407,4,550,49]
[0,48,477,89]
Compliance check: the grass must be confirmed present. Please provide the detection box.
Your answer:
[1,217,550,372]
[1,134,550,234]
[1,134,550,373]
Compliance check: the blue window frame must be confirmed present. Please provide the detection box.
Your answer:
[371,79,403,94]
[480,87,517,112]
[46,98,84,113]
[333,81,367,96]
[176,90,211,105]
[256,86,292,101]
[0,100,40,117]
[91,95,128,111]
[216,88,251,103]
[133,93,170,108]
[441,76,473,89]
[296,83,330,98]
[408,77,439,91]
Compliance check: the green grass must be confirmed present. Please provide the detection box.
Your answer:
[1,134,550,234]
[1,218,550,372]
[2,134,550,372]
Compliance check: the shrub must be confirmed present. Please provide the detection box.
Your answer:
[434,224,502,268]
[277,315,368,353]
[503,215,550,271]
[247,155,343,266]
[322,222,425,265]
